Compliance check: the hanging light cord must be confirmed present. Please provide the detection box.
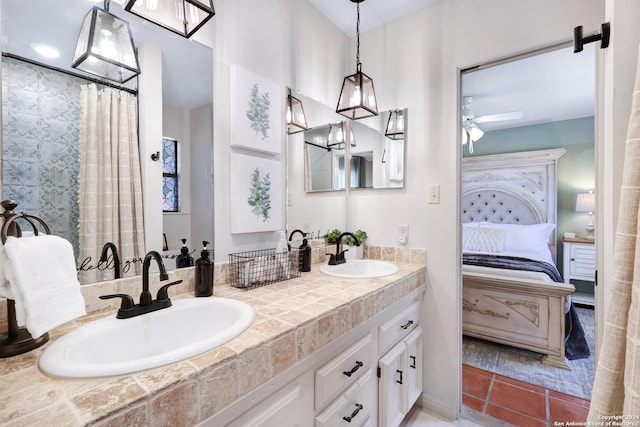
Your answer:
[356,2,361,68]
[104,0,110,11]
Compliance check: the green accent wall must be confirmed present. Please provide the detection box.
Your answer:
[463,116,595,277]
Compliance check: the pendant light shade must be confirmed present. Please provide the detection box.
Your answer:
[72,3,140,84]
[125,0,215,38]
[336,0,378,120]
[327,122,356,150]
[286,90,308,135]
[385,109,405,140]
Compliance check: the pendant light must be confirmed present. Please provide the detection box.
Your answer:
[286,89,309,135]
[125,0,215,38]
[385,109,405,140]
[327,122,356,150]
[72,0,140,84]
[336,0,378,120]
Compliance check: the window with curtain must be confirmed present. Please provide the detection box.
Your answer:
[162,137,179,212]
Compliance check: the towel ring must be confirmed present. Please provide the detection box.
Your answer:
[0,200,51,358]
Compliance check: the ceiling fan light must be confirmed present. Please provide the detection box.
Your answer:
[125,0,215,38]
[385,109,404,140]
[286,91,308,135]
[72,5,140,83]
[469,125,484,142]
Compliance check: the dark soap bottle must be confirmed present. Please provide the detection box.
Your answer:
[176,238,194,268]
[299,237,311,272]
[195,241,214,297]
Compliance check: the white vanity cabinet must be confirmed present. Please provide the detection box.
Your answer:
[378,301,423,427]
[203,288,425,427]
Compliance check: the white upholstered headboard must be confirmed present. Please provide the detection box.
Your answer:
[462,148,566,259]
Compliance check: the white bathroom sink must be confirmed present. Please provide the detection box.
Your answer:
[39,297,254,378]
[320,259,399,279]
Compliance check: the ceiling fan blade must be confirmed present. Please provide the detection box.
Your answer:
[474,110,523,123]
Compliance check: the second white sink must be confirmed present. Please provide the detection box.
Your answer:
[320,259,399,279]
[39,297,254,378]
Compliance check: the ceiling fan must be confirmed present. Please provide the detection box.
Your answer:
[462,96,523,153]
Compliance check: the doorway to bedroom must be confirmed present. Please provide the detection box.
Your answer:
[459,42,597,424]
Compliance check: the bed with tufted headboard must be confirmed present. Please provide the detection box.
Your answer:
[461,148,587,369]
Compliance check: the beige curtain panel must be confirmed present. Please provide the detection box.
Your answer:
[78,85,145,284]
[588,46,640,418]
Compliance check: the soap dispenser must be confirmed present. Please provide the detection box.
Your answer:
[176,239,194,268]
[195,241,214,297]
[289,229,311,272]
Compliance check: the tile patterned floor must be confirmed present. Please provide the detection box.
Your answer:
[462,365,591,426]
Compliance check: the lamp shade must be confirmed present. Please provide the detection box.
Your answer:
[125,0,215,38]
[286,92,308,135]
[576,191,595,213]
[336,65,378,120]
[327,122,356,149]
[72,6,140,83]
[385,109,405,140]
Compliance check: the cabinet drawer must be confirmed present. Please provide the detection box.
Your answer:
[378,302,419,354]
[315,369,376,427]
[315,333,373,411]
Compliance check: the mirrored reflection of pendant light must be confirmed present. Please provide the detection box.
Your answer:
[72,0,140,84]
[286,89,309,135]
[385,109,405,140]
[125,0,215,38]
[462,120,484,154]
[327,122,356,150]
[336,0,378,120]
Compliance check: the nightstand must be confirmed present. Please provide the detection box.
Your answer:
[562,237,595,306]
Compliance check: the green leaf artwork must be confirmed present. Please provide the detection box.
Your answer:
[247,167,272,222]
[246,83,271,140]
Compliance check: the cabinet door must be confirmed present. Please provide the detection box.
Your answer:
[378,343,406,427]
[229,373,313,427]
[404,326,423,412]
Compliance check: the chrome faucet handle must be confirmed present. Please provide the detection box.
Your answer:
[156,280,183,301]
[99,293,135,310]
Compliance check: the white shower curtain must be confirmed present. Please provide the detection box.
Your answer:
[588,47,640,418]
[78,85,145,284]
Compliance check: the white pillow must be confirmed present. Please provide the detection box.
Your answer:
[463,227,505,253]
[479,222,555,254]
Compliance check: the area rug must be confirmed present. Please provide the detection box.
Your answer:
[462,306,595,401]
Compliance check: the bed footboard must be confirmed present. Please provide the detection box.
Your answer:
[463,271,575,369]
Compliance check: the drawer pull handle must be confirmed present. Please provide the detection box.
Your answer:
[400,320,414,330]
[396,369,404,384]
[410,355,416,369]
[342,403,363,422]
[342,360,363,377]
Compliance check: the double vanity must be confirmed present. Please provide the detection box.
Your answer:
[0,249,425,426]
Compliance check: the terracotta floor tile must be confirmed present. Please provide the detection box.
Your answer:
[462,370,493,399]
[462,393,485,413]
[495,374,546,395]
[463,364,494,379]
[485,403,547,427]
[549,389,591,408]
[489,379,547,419]
[549,396,590,423]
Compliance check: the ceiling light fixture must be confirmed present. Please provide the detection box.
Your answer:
[30,43,61,59]
[462,120,484,154]
[124,0,215,38]
[286,89,309,135]
[72,0,141,84]
[336,0,378,120]
[385,109,405,140]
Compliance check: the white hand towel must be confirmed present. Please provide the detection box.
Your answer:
[4,235,86,337]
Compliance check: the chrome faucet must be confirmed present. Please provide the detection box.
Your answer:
[328,232,360,265]
[100,242,121,280]
[99,250,182,319]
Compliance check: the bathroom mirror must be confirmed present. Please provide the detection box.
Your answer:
[349,109,407,190]
[1,0,214,283]
[303,123,347,192]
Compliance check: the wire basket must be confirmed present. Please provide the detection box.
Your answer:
[228,248,301,289]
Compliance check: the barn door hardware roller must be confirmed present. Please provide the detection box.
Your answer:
[574,22,610,53]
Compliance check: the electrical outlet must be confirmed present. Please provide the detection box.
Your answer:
[428,184,440,204]
[398,224,409,245]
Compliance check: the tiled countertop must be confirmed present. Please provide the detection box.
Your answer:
[0,260,426,426]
